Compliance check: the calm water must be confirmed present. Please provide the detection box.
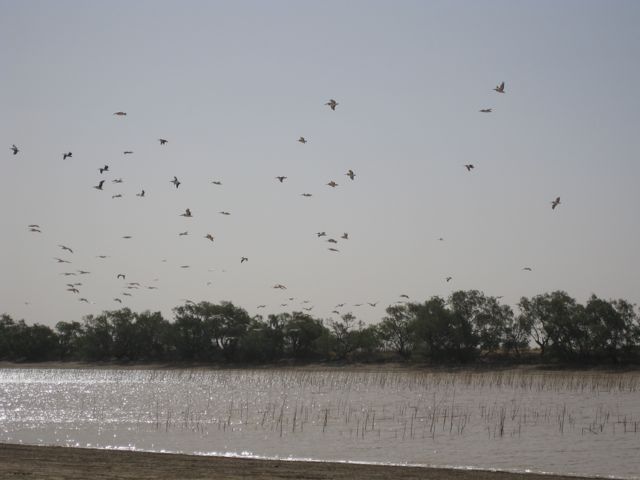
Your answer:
[0,368,638,479]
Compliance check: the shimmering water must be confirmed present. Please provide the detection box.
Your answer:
[0,368,638,479]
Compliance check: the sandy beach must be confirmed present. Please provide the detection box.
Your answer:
[0,443,604,480]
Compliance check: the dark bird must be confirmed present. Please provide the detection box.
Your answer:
[171,176,181,188]
[400,294,410,299]
[112,178,124,183]
[298,136,307,144]
[94,180,105,190]
[341,233,349,240]
[60,272,76,276]
[494,82,505,93]
[326,181,338,188]
[335,303,345,308]
[331,310,340,315]
[273,284,287,290]
[179,231,189,236]
[219,211,231,216]
[77,270,90,275]
[180,208,192,217]
[123,151,134,155]
[63,152,72,160]
[158,138,168,145]
[112,194,123,199]
[67,288,79,294]
[99,165,109,174]
[29,228,41,233]
[136,190,145,197]
[368,302,378,307]
[180,265,190,269]
[464,164,474,171]
[211,180,222,185]
[345,169,355,180]
[205,234,215,242]
[59,245,74,254]
[551,197,561,210]
[446,276,453,282]
[54,258,71,263]
[276,176,287,183]
[122,292,132,297]
[523,267,533,271]
[479,108,492,113]
[316,231,326,237]
[28,224,40,228]
[257,305,266,309]
[79,298,89,303]
[114,298,122,303]
[301,193,312,197]
[122,235,132,239]
[328,247,339,252]
[241,256,248,263]
[11,144,19,155]
[327,238,338,244]
[117,274,126,280]
[96,255,109,259]
[113,112,127,116]
[325,99,338,111]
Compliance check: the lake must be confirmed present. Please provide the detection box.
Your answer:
[0,367,638,479]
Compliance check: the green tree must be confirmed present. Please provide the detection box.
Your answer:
[378,304,414,358]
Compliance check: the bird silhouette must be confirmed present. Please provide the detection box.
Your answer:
[29,228,41,233]
[94,180,105,190]
[180,208,192,217]
[211,180,223,185]
[400,294,410,299]
[136,190,145,197]
[63,152,72,160]
[113,112,127,116]
[219,211,230,216]
[28,224,40,228]
[298,136,307,144]
[341,233,349,240]
[494,82,505,93]
[276,176,287,183]
[464,164,474,171]
[325,99,338,111]
[273,284,287,290]
[316,231,326,237]
[446,277,453,282]
[551,197,561,210]
[79,298,89,303]
[122,235,132,239]
[523,267,533,271]
[112,194,123,199]
[77,270,90,275]
[158,138,168,145]
[368,302,378,307]
[301,193,312,197]
[205,234,215,242]
[327,181,338,188]
[99,165,109,174]
[479,108,492,113]
[327,238,338,244]
[180,265,190,269]
[257,305,266,309]
[328,247,339,252]
[179,231,189,236]
[123,151,134,155]
[122,292,132,297]
[59,245,74,254]
[54,258,71,263]
[117,274,126,279]
[241,257,248,263]
[112,178,123,183]
[114,298,122,303]
[345,169,355,180]
[67,288,79,294]
[11,144,19,155]
[171,176,181,188]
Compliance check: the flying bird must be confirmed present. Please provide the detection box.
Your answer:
[479,108,492,113]
[94,180,105,190]
[326,181,338,188]
[241,256,248,263]
[219,211,230,216]
[28,224,40,228]
[301,193,312,197]
[316,232,326,237]
[67,288,79,294]
[59,245,74,254]
[62,152,72,160]
[400,294,410,299]
[276,176,287,183]
[113,112,127,116]
[99,165,109,174]
[345,169,355,180]
[54,258,71,263]
[117,274,125,279]
[205,234,215,242]
[494,82,505,93]
[158,138,168,145]
[523,267,533,271]
[341,233,349,240]
[112,194,123,199]
[96,255,109,259]
[79,298,89,303]
[446,277,453,282]
[273,284,287,290]
[180,208,192,217]
[123,151,134,155]
[136,190,145,197]
[114,298,122,303]
[328,247,339,252]
[179,231,189,236]
[551,197,561,210]
[325,99,338,111]
[180,265,190,269]
[464,164,474,171]
[368,302,378,307]
[77,270,90,275]
[298,136,307,144]
[29,228,41,233]
[327,238,338,244]
[171,176,181,188]
[122,235,132,239]
[122,292,132,297]
[11,144,19,155]
[257,305,266,309]
[112,178,123,183]
[211,180,223,185]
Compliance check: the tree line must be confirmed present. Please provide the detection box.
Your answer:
[1,290,639,364]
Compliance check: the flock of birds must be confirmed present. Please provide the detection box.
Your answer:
[12,84,560,318]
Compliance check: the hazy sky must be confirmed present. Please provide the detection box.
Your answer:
[2,0,639,328]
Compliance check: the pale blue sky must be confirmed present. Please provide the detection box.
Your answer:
[2,0,639,327]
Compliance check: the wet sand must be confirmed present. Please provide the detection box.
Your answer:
[0,443,601,480]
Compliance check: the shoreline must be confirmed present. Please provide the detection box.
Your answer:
[0,443,612,480]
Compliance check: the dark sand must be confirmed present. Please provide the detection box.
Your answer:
[0,444,602,480]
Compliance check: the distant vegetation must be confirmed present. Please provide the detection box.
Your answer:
[1,290,639,365]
